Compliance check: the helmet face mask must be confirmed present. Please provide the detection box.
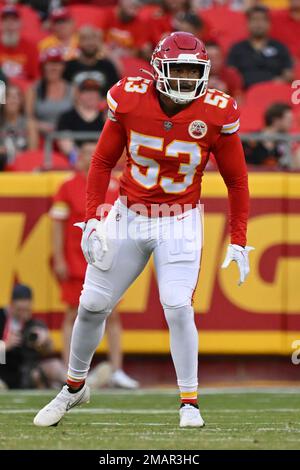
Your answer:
[152,56,211,104]
[151,32,211,105]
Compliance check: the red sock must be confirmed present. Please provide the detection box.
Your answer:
[180,391,198,406]
[66,377,85,391]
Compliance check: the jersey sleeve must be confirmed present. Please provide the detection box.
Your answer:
[220,97,240,135]
[212,132,249,247]
[50,182,70,220]
[86,118,127,221]
[106,77,145,120]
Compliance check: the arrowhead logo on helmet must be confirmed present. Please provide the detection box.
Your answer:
[150,32,211,104]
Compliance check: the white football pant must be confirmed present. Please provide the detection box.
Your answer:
[68,198,202,393]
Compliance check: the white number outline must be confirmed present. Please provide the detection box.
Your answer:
[124,77,151,94]
[204,88,230,109]
[129,131,202,194]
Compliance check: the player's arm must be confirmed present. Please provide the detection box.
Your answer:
[212,132,249,248]
[79,78,132,266]
[49,189,70,281]
[212,101,254,285]
[77,111,126,266]
[85,117,126,221]
[52,220,68,281]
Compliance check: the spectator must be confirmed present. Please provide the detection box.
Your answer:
[227,6,293,89]
[39,7,78,60]
[56,73,104,159]
[271,0,300,63]
[0,84,38,168]
[191,0,288,9]
[191,0,246,9]
[243,102,296,168]
[0,284,65,389]
[144,0,211,47]
[100,0,151,60]
[20,0,57,21]
[173,11,213,42]
[206,41,243,100]
[26,47,73,136]
[50,141,139,388]
[64,26,119,95]
[0,5,40,81]
[65,0,118,4]
[0,68,8,85]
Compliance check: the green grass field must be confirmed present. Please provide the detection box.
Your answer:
[0,388,299,450]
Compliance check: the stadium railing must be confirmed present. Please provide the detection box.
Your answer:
[43,131,300,170]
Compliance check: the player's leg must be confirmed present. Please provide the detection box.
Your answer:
[153,207,204,427]
[60,278,82,367]
[62,306,77,367]
[34,205,150,426]
[106,310,139,389]
[67,238,150,390]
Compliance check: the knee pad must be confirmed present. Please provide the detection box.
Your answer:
[164,305,194,329]
[159,281,192,310]
[80,287,112,313]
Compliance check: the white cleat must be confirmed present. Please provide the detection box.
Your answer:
[33,384,90,427]
[110,369,139,389]
[179,404,205,428]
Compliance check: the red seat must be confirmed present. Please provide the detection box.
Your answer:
[200,6,248,53]
[68,5,108,29]
[11,150,70,172]
[239,82,293,132]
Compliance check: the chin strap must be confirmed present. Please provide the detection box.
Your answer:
[139,68,155,79]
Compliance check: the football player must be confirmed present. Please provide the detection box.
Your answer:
[34,32,253,428]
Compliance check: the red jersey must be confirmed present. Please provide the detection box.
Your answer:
[87,77,249,246]
[51,171,119,278]
[100,6,149,51]
[139,5,214,49]
[0,37,39,80]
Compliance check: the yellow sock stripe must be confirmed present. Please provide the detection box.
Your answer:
[67,374,85,383]
[180,391,198,399]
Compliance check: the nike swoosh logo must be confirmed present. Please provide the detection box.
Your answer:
[66,393,85,411]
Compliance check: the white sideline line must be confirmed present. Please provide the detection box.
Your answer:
[90,422,172,426]
[1,386,300,397]
[0,408,299,415]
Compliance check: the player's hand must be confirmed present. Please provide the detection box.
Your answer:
[53,258,69,281]
[74,218,108,265]
[5,331,22,350]
[221,244,254,286]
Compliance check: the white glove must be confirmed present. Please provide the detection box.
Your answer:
[74,218,108,265]
[221,244,254,286]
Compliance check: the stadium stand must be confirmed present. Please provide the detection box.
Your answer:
[0,0,299,169]
[240,82,294,132]
[9,149,69,171]
[200,6,248,53]
[67,4,108,29]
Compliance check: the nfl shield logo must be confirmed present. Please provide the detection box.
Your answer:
[164,121,173,131]
[188,120,207,139]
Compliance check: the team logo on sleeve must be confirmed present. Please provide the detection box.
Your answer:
[188,120,207,139]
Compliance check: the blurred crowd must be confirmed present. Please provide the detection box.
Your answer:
[0,0,300,170]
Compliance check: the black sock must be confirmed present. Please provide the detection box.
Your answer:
[66,382,85,394]
[180,402,199,409]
